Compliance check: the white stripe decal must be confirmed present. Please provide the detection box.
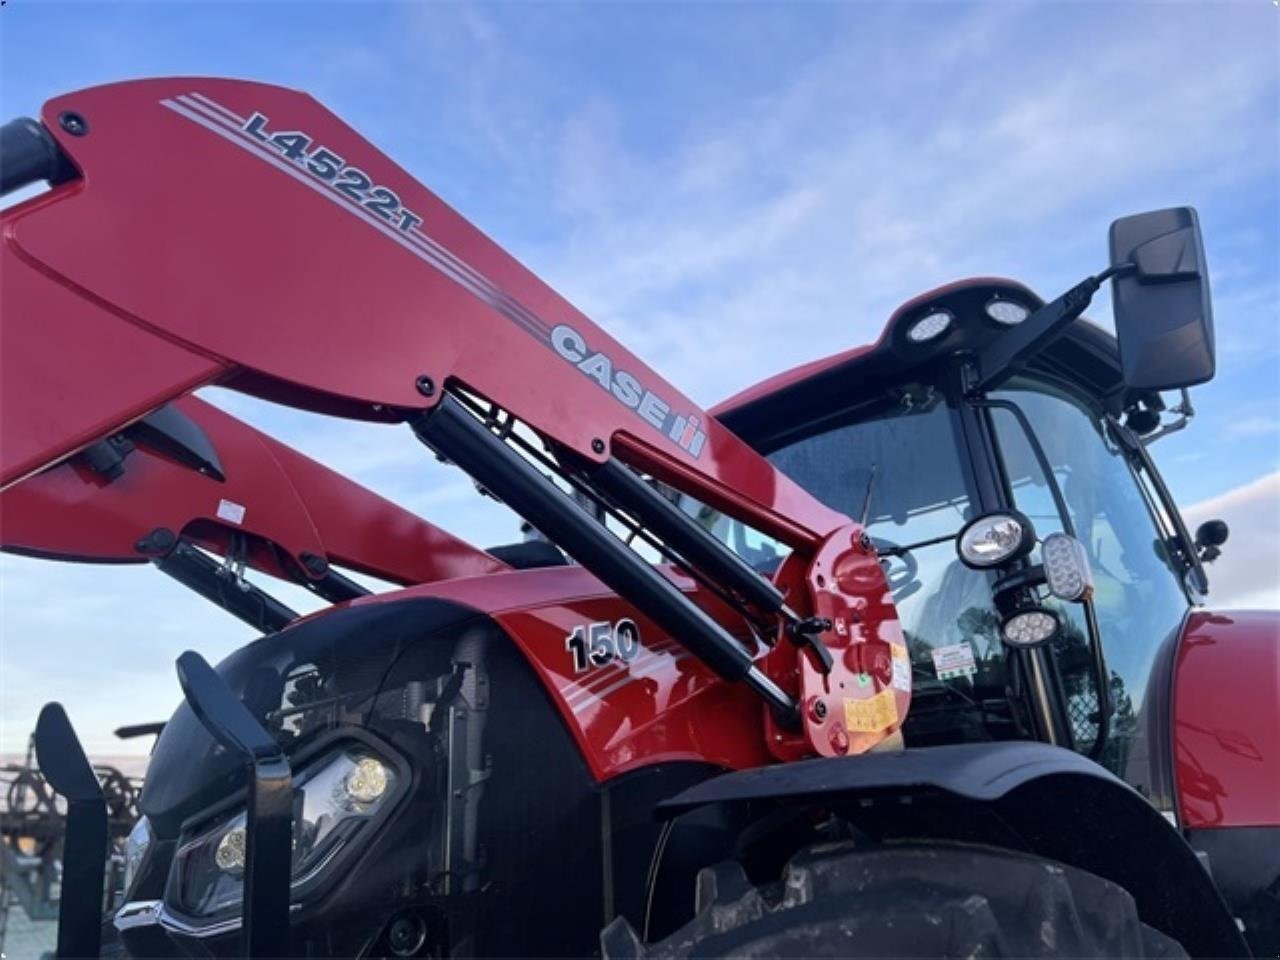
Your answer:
[561,649,665,702]
[559,639,680,704]
[570,653,693,715]
[561,653,656,705]
[179,93,552,340]
[164,94,551,341]
[561,643,683,704]
[186,91,244,125]
[175,94,504,308]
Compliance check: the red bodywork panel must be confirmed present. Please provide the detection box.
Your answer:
[0,395,505,587]
[318,560,901,780]
[347,566,778,779]
[713,343,876,418]
[1174,610,1280,828]
[1,78,903,761]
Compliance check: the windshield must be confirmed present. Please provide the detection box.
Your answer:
[687,389,1021,746]
[692,379,1191,783]
[990,384,1189,781]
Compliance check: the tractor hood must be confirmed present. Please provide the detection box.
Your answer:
[125,581,626,958]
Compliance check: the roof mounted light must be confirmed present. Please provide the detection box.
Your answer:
[956,510,1036,569]
[1001,607,1060,647]
[985,299,1030,326]
[906,310,953,344]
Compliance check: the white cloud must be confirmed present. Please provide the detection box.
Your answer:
[1226,415,1280,438]
[460,4,1280,403]
[1184,471,1280,610]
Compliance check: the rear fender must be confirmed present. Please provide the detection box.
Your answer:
[1174,610,1280,829]
[1175,610,1280,957]
[656,742,1248,958]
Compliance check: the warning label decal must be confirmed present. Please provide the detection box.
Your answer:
[931,641,977,681]
[844,688,898,734]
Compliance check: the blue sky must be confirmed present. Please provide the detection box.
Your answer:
[1,1,1277,754]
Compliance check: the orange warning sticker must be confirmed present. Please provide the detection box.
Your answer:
[843,688,898,733]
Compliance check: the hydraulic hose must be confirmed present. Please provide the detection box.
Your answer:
[0,117,76,196]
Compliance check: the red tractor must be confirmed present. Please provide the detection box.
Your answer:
[1,79,1274,959]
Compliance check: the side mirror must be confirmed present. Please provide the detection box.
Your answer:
[1195,519,1229,563]
[1109,207,1215,391]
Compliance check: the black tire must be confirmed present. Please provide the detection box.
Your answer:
[602,842,1187,958]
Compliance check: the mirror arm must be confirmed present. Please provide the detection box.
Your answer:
[971,265,1135,394]
[1140,388,1196,445]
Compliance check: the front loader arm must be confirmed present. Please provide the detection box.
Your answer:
[1,78,835,540]
[0,78,906,758]
[0,394,506,593]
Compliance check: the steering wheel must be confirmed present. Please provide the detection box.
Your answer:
[870,536,922,603]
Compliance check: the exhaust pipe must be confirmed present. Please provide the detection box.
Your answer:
[0,116,76,196]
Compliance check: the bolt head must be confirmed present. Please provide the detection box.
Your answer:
[58,111,88,136]
[388,913,427,956]
[300,552,327,576]
[591,438,606,454]
[135,527,177,555]
[415,375,436,397]
[828,725,850,755]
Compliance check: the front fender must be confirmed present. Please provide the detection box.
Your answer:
[658,742,1247,958]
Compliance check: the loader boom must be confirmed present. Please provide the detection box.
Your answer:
[1,394,507,628]
[1,78,905,756]
[0,79,838,541]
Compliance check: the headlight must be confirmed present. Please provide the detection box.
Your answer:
[169,745,398,921]
[1001,608,1060,647]
[956,511,1036,569]
[122,815,152,896]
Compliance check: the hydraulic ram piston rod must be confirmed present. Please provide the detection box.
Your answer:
[587,458,787,614]
[412,396,798,723]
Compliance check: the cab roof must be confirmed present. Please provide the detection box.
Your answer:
[712,277,1126,447]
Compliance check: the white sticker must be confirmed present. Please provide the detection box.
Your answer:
[931,641,977,681]
[216,498,246,525]
[891,653,912,692]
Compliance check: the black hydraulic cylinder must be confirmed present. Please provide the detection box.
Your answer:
[176,651,293,960]
[0,117,75,196]
[156,541,298,634]
[34,703,107,960]
[588,458,786,614]
[301,566,370,603]
[412,397,797,720]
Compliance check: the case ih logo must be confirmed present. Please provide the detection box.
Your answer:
[162,91,707,460]
[551,324,707,457]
